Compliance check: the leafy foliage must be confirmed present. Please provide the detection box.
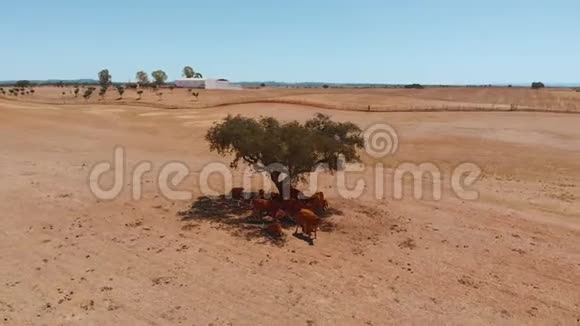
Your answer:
[136,71,149,86]
[15,80,31,88]
[116,86,125,99]
[531,82,545,89]
[151,70,168,86]
[98,86,107,100]
[137,90,144,99]
[206,114,364,193]
[183,66,203,78]
[83,88,94,101]
[98,69,112,88]
[182,66,194,78]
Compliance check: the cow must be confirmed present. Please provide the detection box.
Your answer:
[294,208,321,239]
[302,192,328,214]
[252,199,281,217]
[265,209,286,238]
[230,187,244,199]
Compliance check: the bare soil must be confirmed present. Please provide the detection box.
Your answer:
[0,90,579,325]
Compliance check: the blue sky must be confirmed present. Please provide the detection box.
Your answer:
[1,0,579,84]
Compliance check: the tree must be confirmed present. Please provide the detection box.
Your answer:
[156,91,163,100]
[169,85,175,93]
[83,88,94,101]
[74,87,80,97]
[206,114,364,196]
[98,86,107,100]
[15,80,31,88]
[182,66,194,78]
[116,86,125,99]
[98,69,112,88]
[183,66,203,78]
[30,89,35,95]
[191,91,199,100]
[137,90,144,100]
[151,70,168,86]
[531,82,545,89]
[136,71,149,86]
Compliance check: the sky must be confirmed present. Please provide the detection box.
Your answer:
[1,0,579,84]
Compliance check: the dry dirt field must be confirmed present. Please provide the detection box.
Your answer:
[1,88,579,325]
[6,85,580,113]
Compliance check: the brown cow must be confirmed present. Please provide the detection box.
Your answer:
[266,209,286,237]
[311,191,325,201]
[303,192,328,214]
[231,187,244,199]
[252,199,281,216]
[294,208,321,239]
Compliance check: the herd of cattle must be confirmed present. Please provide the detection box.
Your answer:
[230,187,329,241]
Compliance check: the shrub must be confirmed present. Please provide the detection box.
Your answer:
[116,86,125,99]
[404,83,424,89]
[531,82,545,89]
[83,88,94,101]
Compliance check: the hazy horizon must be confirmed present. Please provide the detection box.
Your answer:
[2,1,579,84]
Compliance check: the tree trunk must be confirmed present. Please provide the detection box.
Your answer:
[270,171,291,199]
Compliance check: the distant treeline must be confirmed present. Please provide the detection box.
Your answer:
[1,79,577,89]
[0,79,99,87]
[243,82,515,89]
[0,79,178,87]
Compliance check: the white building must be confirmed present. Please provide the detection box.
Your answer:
[175,78,241,90]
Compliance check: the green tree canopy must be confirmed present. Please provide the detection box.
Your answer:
[15,80,31,88]
[206,113,364,195]
[98,69,112,88]
[151,70,168,86]
[136,71,149,85]
[531,81,545,89]
[183,66,203,78]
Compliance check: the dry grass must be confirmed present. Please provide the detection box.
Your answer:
[3,86,580,113]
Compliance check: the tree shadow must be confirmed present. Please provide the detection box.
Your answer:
[177,194,338,247]
[178,194,287,246]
